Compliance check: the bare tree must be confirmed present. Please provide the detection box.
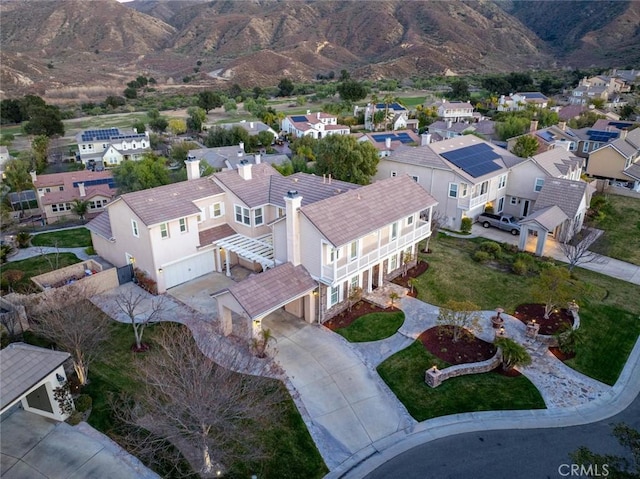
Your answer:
[423,210,446,253]
[531,266,575,319]
[118,324,286,476]
[33,295,111,385]
[436,300,482,342]
[113,288,166,351]
[559,225,603,272]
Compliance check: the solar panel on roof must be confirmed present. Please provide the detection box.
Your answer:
[291,115,308,122]
[440,143,502,178]
[608,121,633,130]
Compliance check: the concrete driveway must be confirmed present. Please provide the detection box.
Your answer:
[1,409,158,479]
[263,311,413,469]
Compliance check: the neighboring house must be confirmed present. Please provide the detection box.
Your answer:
[30,170,116,224]
[187,142,288,171]
[354,130,422,157]
[375,135,523,230]
[281,111,350,139]
[586,128,640,190]
[518,177,594,256]
[428,119,496,142]
[356,102,411,131]
[88,161,438,336]
[212,120,278,141]
[498,92,548,111]
[507,121,580,154]
[572,119,636,159]
[611,69,640,86]
[437,100,474,122]
[75,128,151,169]
[0,145,11,179]
[503,148,584,220]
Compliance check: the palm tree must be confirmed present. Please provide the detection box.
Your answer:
[389,291,400,307]
[72,199,90,223]
[495,337,531,371]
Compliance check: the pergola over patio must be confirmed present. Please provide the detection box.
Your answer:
[215,233,276,274]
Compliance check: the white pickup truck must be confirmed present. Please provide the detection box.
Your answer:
[477,213,521,235]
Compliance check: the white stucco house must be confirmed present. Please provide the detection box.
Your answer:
[75,128,151,169]
[281,111,350,139]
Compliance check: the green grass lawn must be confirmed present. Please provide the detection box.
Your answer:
[590,194,640,266]
[377,342,545,421]
[335,311,405,342]
[1,253,81,292]
[84,321,327,479]
[31,228,92,248]
[415,235,640,384]
[397,96,427,108]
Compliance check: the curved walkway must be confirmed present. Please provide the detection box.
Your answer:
[7,246,91,263]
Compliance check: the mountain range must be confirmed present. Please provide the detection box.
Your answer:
[1,0,638,100]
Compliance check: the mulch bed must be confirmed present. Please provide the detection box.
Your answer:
[391,261,429,298]
[549,347,576,362]
[324,301,393,331]
[513,303,574,335]
[419,326,496,365]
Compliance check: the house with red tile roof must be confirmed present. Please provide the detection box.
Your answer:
[281,111,350,139]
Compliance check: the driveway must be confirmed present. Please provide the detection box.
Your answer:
[1,408,158,479]
[262,311,413,470]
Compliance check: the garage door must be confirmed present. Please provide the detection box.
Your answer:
[163,251,215,289]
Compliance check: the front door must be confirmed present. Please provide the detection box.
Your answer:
[522,200,530,217]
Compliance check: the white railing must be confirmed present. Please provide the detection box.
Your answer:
[320,221,430,282]
[469,193,488,209]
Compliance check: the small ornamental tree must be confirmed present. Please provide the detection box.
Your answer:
[512,134,539,158]
[531,266,575,319]
[113,288,166,351]
[436,300,482,342]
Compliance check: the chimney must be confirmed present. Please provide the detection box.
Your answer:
[238,142,245,157]
[328,174,332,184]
[186,158,201,181]
[421,133,431,146]
[30,170,37,183]
[254,153,261,164]
[249,122,254,129]
[78,182,86,197]
[385,137,392,149]
[284,190,302,266]
[620,129,628,140]
[238,159,252,180]
[306,110,311,115]
[529,120,539,132]
[559,121,567,131]
[447,119,453,129]
[317,112,321,119]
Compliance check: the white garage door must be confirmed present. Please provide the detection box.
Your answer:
[163,251,215,289]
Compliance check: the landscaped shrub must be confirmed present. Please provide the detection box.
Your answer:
[1,244,14,263]
[472,250,490,263]
[16,232,31,248]
[134,268,158,295]
[85,246,96,256]
[74,394,92,412]
[484,205,494,214]
[460,217,472,234]
[67,411,84,425]
[479,241,502,258]
[512,260,528,276]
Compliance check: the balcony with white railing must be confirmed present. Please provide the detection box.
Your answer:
[320,220,431,282]
[458,193,488,210]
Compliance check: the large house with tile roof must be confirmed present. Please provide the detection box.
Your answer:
[281,111,350,139]
[507,121,580,155]
[356,102,414,131]
[374,135,522,231]
[572,119,636,160]
[88,161,437,335]
[353,130,422,157]
[498,92,548,112]
[437,100,474,122]
[586,128,640,190]
[30,170,116,224]
[75,128,151,169]
[186,142,288,171]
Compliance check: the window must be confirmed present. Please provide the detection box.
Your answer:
[497,197,505,213]
[59,186,64,191]
[254,207,264,226]
[329,285,340,308]
[197,207,205,223]
[179,218,188,233]
[210,202,224,218]
[569,142,576,151]
[391,171,397,177]
[329,247,341,263]
[460,183,468,197]
[583,141,590,153]
[406,215,414,226]
[45,187,51,193]
[160,223,169,239]
[131,219,139,238]
[235,205,250,226]
[350,275,359,291]
[411,175,419,182]
[277,207,285,218]
[510,197,518,205]
[389,254,398,271]
[448,183,458,198]
[534,178,545,192]
[391,222,398,240]
[349,241,358,260]
[498,174,507,189]
[480,181,488,195]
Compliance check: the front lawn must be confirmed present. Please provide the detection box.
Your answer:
[377,342,545,421]
[31,228,92,248]
[1,253,82,292]
[335,311,404,342]
[414,235,640,384]
[589,194,640,266]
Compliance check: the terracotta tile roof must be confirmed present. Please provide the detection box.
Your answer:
[198,224,236,246]
[119,177,224,226]
[212,163,279,208]
[268,173,360,208]
[1,343,70,411]
[40,184,114,205]
[534,178,589,218]
[520,205,568,231]
[532,149,583,178]
[86,210,112,239]
[623,162,640,181]
[224,263,317,319]
[300,175,438,247]
[32,170,114,188]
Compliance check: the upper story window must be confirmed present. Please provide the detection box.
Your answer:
[235,205,250,226]
[498,174,507,189]
[411,175,419,182]
[197,207,205,223]
[569,142,576,151]
[391,222,398,240]
[583,141,590,153]
[480,181,488,195]
[448,183,458,198]
[349,241,358,261]
[210,202,224,218]
[460,183,468,197]
[160,223,169,239]
[391,171,397,177]
[254,207,264,226]
[131,219,139,238]
[534,178,545,192]
[277,207,285,218]
[406,215,414,226]
[179,218,188,233]
[328,246,342,264]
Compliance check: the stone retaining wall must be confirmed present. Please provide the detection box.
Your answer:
[535,308,580,347]
[425,350,502,388]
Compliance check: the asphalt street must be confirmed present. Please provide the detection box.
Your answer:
[366,392,639,479]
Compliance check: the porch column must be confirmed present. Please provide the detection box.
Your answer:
[377,260,384,285]
[225,250,231,277]
[215,247,222,273]
[535,233,546,257]
[220,307,233,336]
[367,267,374,292]
[251,318,262,339]
[304,292,316,324]
[518,228,527,251]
